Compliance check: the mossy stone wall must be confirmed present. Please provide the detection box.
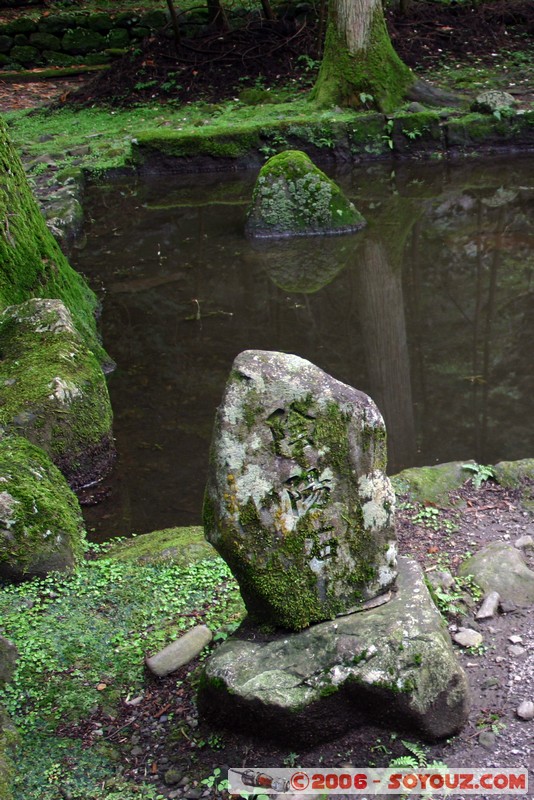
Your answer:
[0,9,168,69]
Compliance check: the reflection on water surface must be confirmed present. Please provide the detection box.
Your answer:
[73,157,534,540]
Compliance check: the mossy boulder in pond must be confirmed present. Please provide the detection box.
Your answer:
[0,434,86,581]
[0,299,114,489]
[203,350,397,631]
[199,557,469,744]
[245,150,366,239]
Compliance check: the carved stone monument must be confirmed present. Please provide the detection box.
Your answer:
[199,351,470,744]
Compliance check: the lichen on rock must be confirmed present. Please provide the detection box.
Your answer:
[0,434,86,581]
[0,298,114,489]
[245,150,366,239]
[203,350,396,631]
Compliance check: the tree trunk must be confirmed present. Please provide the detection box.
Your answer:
[313,0,414,112]
[165,0,181,46]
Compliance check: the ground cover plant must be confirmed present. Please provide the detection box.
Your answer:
[0,546,244,799]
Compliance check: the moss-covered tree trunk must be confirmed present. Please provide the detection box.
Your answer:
[313,0,414,112]
[0,115,105,362]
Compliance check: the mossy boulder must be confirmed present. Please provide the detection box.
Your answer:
[140,9,168,29]
[38,13,81,34]
[5,18,37,36]
[471,90,515,114]
[87,13,114,32]
[0,36,13,54]
[29,31,62,51]
[0,115,106,362]
[203,350,397,631]
[61,28,106,54]
[106,28,131,49]
[245,150,366,239]
[0,434,86,581]
[0,637,17,688]
[0,298,114,489]
[200,557,469,745]
[459,542,534,607]
[493,458,534,488]
[491,459,534,513]
[391,461,474,506]
[105,525,217,566]
[9,45,40,65]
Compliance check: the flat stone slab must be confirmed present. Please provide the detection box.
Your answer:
[459,541,534,607]
[199,557,469,745]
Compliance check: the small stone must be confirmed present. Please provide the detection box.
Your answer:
[514,535,534,550]
[427,569,455,592]
[185,789,202,799]
[453,628,483,648]
[508,644,526,657]
[495,656,506,663]
[508,634,523,644]
[476,591,500,620]
[516,701,534,721]
[500,599,518,613]
[482,677,500,689]
[145,625,213,677]
[126,695,143,706]
[478,730,497,750]
[131,746,143,756]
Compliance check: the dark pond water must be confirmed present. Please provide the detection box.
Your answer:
[73,156,534,541]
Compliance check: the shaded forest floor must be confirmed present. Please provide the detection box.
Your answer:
[0,0,532,110]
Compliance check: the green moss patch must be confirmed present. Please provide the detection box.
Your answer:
[0,115,105,361]
[0,434,86,581]
[105,525,217,566]
[391,461,473,506]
